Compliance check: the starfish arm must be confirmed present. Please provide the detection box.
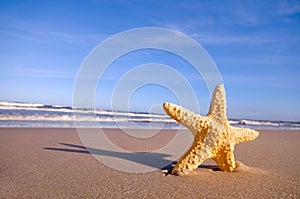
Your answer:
[163,102,208,136]
[212,146,236,172]
[208,84,227,122]
[171,133,211,175]
[230,126,259,144]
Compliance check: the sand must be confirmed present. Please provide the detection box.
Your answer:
[0,128,299,198]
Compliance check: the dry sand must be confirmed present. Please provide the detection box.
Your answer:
[0,128,299,198]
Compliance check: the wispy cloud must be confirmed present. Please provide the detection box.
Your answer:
[0,15,109,45]
[0,65,76,79]
[0,28,107,45]
[223,72,299,88]
[276,0,300,15]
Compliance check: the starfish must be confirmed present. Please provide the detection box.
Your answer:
[163,84,259,175]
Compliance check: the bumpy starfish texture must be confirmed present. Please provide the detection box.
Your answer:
[163,84,259,175]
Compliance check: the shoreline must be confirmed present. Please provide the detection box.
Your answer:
[1,128,299,198]
[1,126,300,131]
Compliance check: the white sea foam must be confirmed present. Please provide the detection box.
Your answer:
[0,101,175,128]
[0,101,299,129]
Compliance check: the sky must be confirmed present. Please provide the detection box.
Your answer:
[0,0,300,121]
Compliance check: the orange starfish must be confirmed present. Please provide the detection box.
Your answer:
[163,84,259,175]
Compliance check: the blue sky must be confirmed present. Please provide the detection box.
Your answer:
[0,0,299,121]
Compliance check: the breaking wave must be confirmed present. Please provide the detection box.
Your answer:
[0,101,299,129]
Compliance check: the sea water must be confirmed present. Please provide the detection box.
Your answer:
[0,101,299,130]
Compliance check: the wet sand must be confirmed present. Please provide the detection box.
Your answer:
[0,128,299,198]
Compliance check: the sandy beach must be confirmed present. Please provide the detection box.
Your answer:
[0,128,299,198]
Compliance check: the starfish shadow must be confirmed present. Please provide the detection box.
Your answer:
[44,143,177,172]
[199,164,220,171]
[43,143,220,174]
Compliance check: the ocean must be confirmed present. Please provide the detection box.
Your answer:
[0,101,299,130]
